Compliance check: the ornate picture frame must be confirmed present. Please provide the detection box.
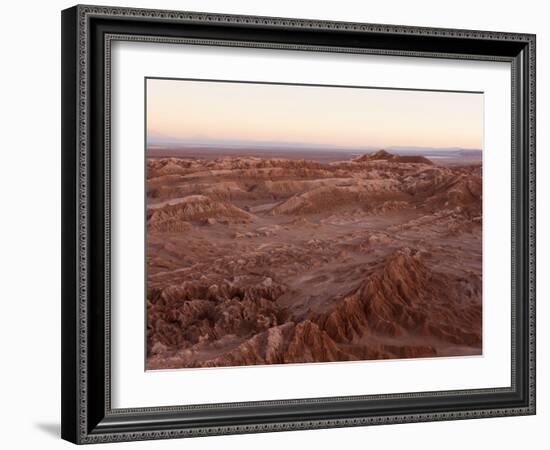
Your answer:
[61,4,536,444]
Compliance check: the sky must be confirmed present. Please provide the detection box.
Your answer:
[146,78,483,150]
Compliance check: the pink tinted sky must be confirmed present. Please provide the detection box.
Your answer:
[146,78,483,149]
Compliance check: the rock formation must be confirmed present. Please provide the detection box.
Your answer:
[146,150,482,369]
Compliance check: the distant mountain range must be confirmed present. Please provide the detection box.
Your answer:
[147,138,481,157]
[384,146,482,158]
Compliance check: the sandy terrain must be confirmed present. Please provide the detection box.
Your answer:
[146,150,482,370]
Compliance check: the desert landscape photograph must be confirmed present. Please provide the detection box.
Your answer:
[145,78,483,370]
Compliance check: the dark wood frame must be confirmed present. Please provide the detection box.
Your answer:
[61,4,536,444]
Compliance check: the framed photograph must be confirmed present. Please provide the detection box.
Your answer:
[61,5,536,444]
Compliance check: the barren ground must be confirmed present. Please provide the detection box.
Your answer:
[146,150,482,369]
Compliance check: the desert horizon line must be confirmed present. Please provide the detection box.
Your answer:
[146,138,482,153]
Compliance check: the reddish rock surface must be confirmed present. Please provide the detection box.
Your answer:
[146,151,482,369]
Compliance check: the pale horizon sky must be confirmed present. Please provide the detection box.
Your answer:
[146,78,484,150]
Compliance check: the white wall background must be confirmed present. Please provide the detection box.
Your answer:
[0,0,545,448]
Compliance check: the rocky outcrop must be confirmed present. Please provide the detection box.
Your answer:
[315,248,481,348]
[354,150,434,165]
[147,194,252,230]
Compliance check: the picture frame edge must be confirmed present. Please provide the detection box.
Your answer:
[61,4,536,444]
